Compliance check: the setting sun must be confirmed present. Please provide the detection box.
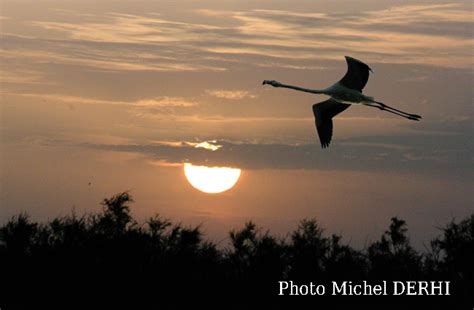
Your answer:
[184,163,241,194]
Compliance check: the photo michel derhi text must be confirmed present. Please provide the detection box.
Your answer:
[278,281,450,296]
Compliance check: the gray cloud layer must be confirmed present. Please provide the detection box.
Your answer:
[82,125,473,178]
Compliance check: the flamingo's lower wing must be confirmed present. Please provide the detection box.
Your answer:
[312,99,350,148]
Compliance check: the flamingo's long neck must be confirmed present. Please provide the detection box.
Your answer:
[278,83,327,95]
[310,88,327,95]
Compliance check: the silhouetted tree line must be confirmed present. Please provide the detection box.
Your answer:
[0,192,472,308]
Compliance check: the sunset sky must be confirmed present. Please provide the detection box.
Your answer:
[1,0,472,249]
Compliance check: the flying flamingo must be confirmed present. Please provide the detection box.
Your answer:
[263,56,421,148]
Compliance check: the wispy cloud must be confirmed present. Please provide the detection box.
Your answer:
[206,89,256,100]
[135,97,196,107]
[0,38,226,72]
[2,2,471,79]
[194,4,473,68]
[32,12,221,44]
[352,4,473,25]
[2,92,197,107]
[0,69,53,85]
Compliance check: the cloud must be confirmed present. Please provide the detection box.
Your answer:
[206,89,256,100]
[194,4,473,68]
[77,128,473,177]
[353,4,473,25]
[2,2,471,80]
[0,69,53,85]
[252,9,330,20]
[0,36,227,72]
[191,140,222,151]
[32,12,222,44]
[135,97,197,107]
[2,92,197,107]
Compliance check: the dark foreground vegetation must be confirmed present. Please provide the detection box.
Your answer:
[1,192,472,308]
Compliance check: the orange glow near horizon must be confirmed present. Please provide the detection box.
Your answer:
[184,163,241,194]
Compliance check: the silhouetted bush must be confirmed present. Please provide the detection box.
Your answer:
[0,192,472,307]
[368,217,422,280]
[428,215,474,298]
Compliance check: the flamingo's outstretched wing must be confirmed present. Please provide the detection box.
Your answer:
[312,99,350,148]
[339,56,372,91]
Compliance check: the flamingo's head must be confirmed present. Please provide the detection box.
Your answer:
[262,80,282,87]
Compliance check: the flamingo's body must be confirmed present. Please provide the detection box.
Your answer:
[263,56,421,148]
